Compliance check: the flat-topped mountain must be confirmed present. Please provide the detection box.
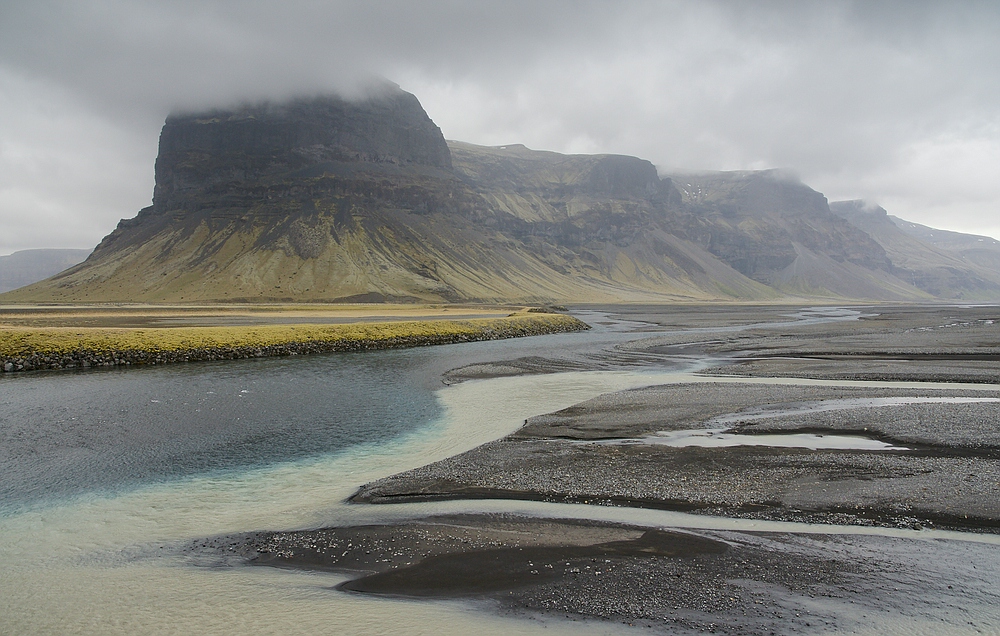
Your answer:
[4,84,996,303]
[152,86,452,215]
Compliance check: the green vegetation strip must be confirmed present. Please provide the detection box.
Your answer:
[0,313,589,373]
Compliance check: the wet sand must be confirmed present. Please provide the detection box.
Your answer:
[208,304,1000,633]
[353,383,1000,531]
[703,356,1000,385]
[202,513,999,634]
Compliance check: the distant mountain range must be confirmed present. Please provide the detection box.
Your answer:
[0,249,91,294]
[828,201,1000,300]
[4,82,998,303]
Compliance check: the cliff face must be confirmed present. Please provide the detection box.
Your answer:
[152,86,451,215]
[5,85,976,304]
[448,145,923,301]
[671,172,892,278]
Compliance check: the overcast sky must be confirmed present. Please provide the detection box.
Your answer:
[1,0,999,254]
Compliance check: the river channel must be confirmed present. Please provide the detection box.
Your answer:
[1,308,997,635]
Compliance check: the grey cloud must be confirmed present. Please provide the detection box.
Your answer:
[1,0,999,252]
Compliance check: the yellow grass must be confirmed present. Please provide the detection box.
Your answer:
[0,303,514,329]
[0,313,586,359]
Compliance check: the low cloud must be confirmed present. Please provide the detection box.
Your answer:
[2,1,998,252]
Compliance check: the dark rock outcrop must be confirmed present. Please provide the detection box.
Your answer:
[152,83,451,215]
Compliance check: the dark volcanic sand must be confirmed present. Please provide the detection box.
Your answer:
[448,304,1000,385]
[203,514,1000,634]
[202,304,1000,633]
[355,382,1000,531]
[702,356,1000,385]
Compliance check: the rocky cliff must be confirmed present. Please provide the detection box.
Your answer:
[151,86,451,215]
[4,85,987,304]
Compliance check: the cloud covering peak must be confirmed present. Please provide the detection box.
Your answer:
[2,0,999,252]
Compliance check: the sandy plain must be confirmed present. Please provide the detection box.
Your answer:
[203,303,1000,634]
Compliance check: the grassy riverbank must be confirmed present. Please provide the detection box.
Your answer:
[0,312,588,373]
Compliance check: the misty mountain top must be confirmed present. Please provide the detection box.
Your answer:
[5,87,1000,304]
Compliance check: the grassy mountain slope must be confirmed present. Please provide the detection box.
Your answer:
[6,162,770,304]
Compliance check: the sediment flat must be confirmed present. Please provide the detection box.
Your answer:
[204,513,999,634]
[353,382,1000,531]
[0,302,517,328]
[204,303,1000,633]
[702,356,1000,384]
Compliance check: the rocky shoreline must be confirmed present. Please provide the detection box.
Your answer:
[0,314,588,373]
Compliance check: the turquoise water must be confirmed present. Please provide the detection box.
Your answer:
[0,351,441,510]
[0,322,690,635]
[0,313,657,512]
[2,309,998,635]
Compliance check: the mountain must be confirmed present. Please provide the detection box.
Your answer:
[663,172,923,299]
[1,83,980,304]
[888,215,1000,275]
[830,200,1000,300]
[446,142,778,300]
[0,249,92,293]
[448,144,923,300]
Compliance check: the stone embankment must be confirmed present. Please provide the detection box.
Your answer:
[0,314,588,374]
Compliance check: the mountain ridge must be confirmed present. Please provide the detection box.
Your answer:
[3,85,996,303]
[830,200,1000,300]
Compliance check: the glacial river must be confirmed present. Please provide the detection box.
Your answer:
[0,310,997,635]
